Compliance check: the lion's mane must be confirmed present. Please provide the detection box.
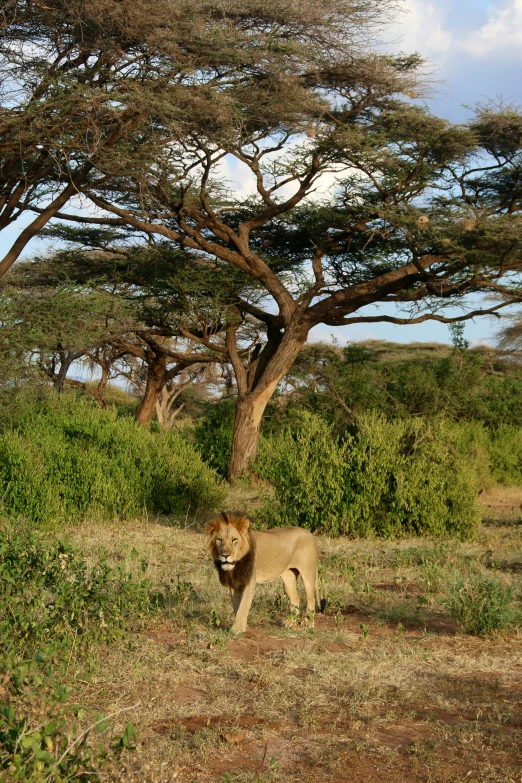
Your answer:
[206,511,257,590]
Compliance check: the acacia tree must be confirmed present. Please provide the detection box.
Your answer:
[123,357,208,431]
[1,0,374,277]
[113,332,217,427]
[70,79,522,477]
[5,244,256,424]
[0,276,129,397]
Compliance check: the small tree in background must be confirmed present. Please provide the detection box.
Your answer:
[0,278,131,395]
[2,243,260,425]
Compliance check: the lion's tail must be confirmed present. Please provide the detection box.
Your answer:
[315,570,326,613]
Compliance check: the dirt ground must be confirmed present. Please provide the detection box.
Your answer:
[67,505,522,783]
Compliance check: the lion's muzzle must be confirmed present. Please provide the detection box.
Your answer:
[218,555,235,571]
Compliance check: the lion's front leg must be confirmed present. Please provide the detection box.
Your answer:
[230,580,256,634]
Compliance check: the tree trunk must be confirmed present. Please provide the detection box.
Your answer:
[135,373,165,426]
[228,323,308,479]
[228,392,271,479]
[135,356,168,427]
[93,363,110,410]
[154,384,185,431]
[54,351,74,393]
[0,169,91,279]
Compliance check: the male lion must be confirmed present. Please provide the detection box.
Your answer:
[206,511,322,633]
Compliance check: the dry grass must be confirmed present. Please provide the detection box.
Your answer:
[480,486,522,525]
[61,509,522,783]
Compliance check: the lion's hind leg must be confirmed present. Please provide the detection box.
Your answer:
[300,566,318,628]
[281,568,300,627]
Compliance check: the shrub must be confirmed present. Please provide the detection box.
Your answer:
[194,398,236,478]
[257,411,349,533]
[1,650,137,781]
[0,395,225,527]
[454,421,522,487]
[0,524,156,657]
[256,411,481,539]
[446,573,520,635]
[484,425,522,485]
[0,525,158,780]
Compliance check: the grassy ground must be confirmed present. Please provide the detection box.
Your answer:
[61,501,522,783]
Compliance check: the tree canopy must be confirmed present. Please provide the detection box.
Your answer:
[2,0,385,275]
[71,93,522,474]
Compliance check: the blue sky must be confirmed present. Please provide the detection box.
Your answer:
[388,0,521,124]
[3,1,521,347]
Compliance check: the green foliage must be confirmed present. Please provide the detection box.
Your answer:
[445,573,520,635]
[0,524,155,657]
[257,411,349,533]
[0,650,136,781]
[482,424,522,485]
[279,342,522,431]
[448,323,469,350]
[256,411,481,539]
[194,398,236,478]
[0,394,225,527]
[0,522,161,780]
[455,421,522,486]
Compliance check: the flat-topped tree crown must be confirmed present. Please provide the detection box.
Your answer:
[4,240,260,424]
[2,0,383,277]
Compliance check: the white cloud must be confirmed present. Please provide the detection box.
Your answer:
[460,0,522,58]
[216,149,349,204]
[388,0,522,63]
[385,0,453,58]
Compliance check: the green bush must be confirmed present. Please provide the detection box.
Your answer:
[446,573,520,635]
[451,421,492,491]
[280,342,522,430]
[0,524,156,656]
[0,524,159,780]
[194,398,235,478]
[256,411,481,539]
[484,424,522,485]
[0,395,225,527]
[0,650,137,782]
[454,421,522,487]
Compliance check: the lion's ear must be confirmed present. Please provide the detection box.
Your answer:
[205,520,219,536]
[236,516,250,532]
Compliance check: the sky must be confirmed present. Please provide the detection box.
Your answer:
[3,1,521,347]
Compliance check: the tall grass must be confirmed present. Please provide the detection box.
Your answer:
[445,572,520,635]
[0,395,225,527]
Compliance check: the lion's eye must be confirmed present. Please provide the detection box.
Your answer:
[216,539,222,544]
[232,539,238,545]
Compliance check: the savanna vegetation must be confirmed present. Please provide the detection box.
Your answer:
[1,0,522,780]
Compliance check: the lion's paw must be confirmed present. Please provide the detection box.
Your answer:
[284,606,300,628]
[301,610,315,629]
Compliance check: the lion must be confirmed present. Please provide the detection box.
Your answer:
[206,511,322,633]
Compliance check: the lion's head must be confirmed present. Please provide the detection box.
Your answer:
[206,512,255,587]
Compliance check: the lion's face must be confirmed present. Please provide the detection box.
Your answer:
[206,513,251,572]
